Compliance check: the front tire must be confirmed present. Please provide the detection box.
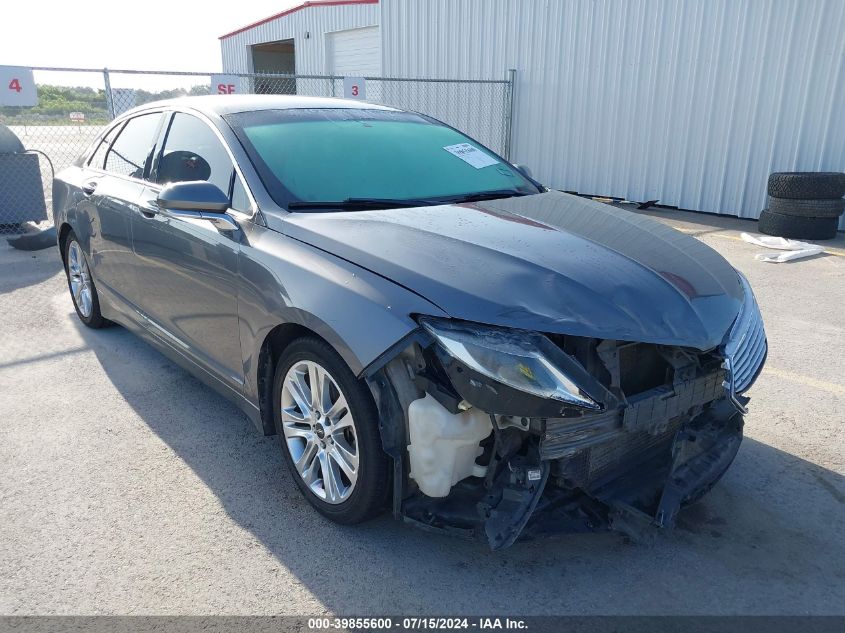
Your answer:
[273,337,390,524]
[63,232,109,328]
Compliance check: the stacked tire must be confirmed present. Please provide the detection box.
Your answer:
[760,172,845,240]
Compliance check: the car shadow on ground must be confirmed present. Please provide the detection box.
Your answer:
[73,321,845,615]
[0,240,63,295]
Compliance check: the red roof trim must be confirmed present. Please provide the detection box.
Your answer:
[219,0,378,40]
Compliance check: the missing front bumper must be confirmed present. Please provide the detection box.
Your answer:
[402,398,743,549]
[368,342,745,550]
[525,399,744,546]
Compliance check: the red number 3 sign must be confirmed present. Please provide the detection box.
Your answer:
[0,66,38,106]
[343,76,366,100]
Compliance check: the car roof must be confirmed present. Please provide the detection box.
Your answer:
[125,94,398,117]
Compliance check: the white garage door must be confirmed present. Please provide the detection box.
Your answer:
[326,26,381,76]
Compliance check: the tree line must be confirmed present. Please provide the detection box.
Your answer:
[1,84,210,122]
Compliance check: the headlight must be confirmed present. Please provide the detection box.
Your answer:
[419,317,601,413]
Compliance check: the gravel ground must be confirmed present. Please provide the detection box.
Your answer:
[0,209,843,616]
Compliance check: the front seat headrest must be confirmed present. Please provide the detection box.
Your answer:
[158,150,212,184]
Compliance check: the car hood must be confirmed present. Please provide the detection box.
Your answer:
[278,190,743,350]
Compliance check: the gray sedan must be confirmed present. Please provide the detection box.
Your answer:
[53,95,766,548]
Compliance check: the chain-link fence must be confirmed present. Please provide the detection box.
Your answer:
[0,66,514,238]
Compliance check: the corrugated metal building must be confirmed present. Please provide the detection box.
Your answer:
[221,0,845,225]
[220,0,381,76]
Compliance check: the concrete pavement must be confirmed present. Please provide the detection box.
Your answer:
[1,211,843,615]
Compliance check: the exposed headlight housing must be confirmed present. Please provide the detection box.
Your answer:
[418,317,603,416]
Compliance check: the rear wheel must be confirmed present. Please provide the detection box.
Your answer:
[273,337,389,524]
[63,232,109,328]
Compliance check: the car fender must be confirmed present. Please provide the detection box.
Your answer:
[237,222,447,408]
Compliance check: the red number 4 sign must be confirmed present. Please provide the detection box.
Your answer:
[0,66,38,106]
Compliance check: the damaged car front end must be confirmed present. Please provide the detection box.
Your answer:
[56,98,769,550]
[366,274,766,549]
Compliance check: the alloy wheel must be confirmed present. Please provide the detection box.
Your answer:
[67,240,93,318]
[280,360,359,504]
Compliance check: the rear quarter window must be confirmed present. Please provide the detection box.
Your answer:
[87,123,122,169]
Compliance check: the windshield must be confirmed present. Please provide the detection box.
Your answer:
[225,108,540,210]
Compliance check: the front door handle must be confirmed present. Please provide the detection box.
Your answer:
[139,198,159,218]
[81,181,98,196]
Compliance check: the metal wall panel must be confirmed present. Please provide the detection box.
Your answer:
[381,0,845,225]
[220,3,380,75]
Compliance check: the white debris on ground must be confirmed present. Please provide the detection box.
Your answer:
[740,232,825,263]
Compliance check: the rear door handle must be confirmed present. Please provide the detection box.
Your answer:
[81,181,98,196]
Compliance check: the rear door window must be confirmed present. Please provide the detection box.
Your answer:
[156,113,234,196]
[104,113,163,180]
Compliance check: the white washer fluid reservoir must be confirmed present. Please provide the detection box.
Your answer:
[407,394,493,498]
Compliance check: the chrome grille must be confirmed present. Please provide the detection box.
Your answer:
[725,277,767,393]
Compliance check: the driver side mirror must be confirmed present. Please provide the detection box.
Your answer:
[156,181,238,231]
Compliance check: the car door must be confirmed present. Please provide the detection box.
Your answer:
[80,112,165,303]
[131,111,245,388]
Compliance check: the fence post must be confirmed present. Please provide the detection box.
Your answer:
[103,68,115,120]
[504,68,517,161]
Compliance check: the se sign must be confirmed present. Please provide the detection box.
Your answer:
[212,74,239,95]
[343,77,366,100]
[0,66,38,107]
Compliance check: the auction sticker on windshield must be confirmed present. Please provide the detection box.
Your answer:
[443,143,499,169]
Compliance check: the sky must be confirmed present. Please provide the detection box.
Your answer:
[0,0,300,89]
